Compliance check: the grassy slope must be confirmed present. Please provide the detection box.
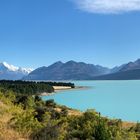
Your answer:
[0,99,136,139]
[0,96,82,140]
[0,92,139,140]
[0,101,26,140]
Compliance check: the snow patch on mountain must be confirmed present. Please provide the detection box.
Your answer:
[0,62,33,80]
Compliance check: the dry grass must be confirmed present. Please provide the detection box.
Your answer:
[67,109,83,116]
[122,121,136,129]
[0,100,27,140]
[54,107,82,116]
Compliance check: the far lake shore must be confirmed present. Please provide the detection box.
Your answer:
[40,86,89,96]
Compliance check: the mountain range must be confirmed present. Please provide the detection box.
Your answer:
[0,62,33,80]
[24,59,140,80]
[23,61,110,80]
[93,59,140,80]
[1,59,140,80]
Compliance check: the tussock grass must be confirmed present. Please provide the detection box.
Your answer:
[0,94,27,140]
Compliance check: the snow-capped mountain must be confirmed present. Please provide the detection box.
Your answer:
[0,62,33,80]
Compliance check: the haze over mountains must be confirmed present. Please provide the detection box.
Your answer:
[1,59,140,80]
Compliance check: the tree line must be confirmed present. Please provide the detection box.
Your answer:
[0,80,75,95]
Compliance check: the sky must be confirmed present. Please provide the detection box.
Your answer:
[1,0,140,69]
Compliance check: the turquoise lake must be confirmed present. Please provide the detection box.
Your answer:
[42,80,140,122]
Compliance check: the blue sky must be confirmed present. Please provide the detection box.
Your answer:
[1,0,140,68]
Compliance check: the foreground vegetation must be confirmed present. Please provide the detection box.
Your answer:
[0,89,140,140]
[0,80,75,95]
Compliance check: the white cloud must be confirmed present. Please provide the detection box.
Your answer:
[72,0,140,14]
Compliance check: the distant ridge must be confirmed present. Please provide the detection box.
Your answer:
[92,69,140,80]
[1,59,140,80]
[24,59,140,80]
[24,60,110,80]
[119,59,140,72]
[92,59,140,80]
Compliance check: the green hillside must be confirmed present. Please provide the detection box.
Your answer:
[0,89,140,140]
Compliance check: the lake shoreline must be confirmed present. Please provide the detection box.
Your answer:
[40,86,89,96]
[41,80,140,122]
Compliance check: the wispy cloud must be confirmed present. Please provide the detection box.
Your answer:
[72,0,140,14]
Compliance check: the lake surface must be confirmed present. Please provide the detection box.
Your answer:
[42,80,140,122]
